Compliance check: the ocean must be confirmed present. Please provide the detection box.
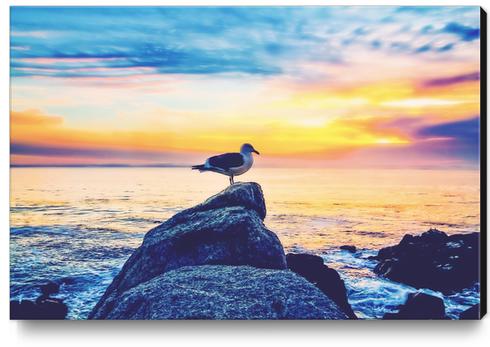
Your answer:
[10,167,481,319]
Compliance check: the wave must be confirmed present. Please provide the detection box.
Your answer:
[321,249,480,319]
[10,225,141,319]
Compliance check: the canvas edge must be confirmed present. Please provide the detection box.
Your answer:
[479,5,487,321]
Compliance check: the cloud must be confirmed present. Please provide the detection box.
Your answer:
[442,22,480,41]
[10,46,281,78]
[422,71,480,87]
[381,98,463,108]
[10,142,174,160]
[11,109,63,126]
[417,116,480,160]
[437,43,455,52]
[10,6,480,79]
[11,30,51,38]
[395,6,444,14]
[336,115,481,168]
[9,7,310,78]
[418,116,479,139]
[415,43,432,53]
[9,141,208,167]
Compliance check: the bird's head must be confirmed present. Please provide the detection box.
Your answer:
[240,143,260,155]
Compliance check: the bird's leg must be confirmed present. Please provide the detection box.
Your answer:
[229,175,234,185]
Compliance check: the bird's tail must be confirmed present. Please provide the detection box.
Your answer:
[191,164,207,172]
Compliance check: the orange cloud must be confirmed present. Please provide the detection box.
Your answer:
[10,107,413,163]
[9,68,480,167]
[11,109,63,126]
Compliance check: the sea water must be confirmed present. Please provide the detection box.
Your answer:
[10,167,480,319]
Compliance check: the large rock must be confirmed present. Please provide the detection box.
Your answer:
[40,281,60,296]
[10,298,68,320]
[179,181,267,220]
[339,245,357,253]
[383,292,446,320]
[286,253,357,319]
[372,229,479,294]
[91,265,348,320]
[10,280,68,320]
[89,183,286,319]
[459,304,480,320]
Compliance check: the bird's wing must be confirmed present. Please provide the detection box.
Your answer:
[208,153,244,170]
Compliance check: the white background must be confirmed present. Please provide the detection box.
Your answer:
[1,1,488,346]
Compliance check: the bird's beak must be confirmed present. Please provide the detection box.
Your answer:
[253,149,260,155]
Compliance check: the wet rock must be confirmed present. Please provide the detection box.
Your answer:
[40,281,60,296]
[373,229,479,293]
[459,304,480,320]
[286,253,357,319]
[383,292,446,320]
[10,298,68,320]
[92,265,348,320]
[11,279,69,319]
[59,277,77,285]
[340,245,357,253]
[89,183,286,319]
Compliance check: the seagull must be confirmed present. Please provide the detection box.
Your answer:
[192,143,260,185]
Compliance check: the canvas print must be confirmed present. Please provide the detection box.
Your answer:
[10,6,485,320]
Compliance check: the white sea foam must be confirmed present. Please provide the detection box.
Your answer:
[322,249,480,319]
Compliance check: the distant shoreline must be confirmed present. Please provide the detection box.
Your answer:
[10,164,480,170]
[10,164,190,168]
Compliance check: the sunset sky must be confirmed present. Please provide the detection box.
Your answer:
[10,6,481,168]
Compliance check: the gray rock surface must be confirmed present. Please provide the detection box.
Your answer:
[177,181,267,220]
[92,265,348,320]
[89,183,286,319]
[286,253,357,319]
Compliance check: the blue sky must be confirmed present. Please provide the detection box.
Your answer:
[11,6,480,78]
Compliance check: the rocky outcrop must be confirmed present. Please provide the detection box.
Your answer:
[340,245,357,253]
[93,265,347,320]
[459,304,480,320]
[10,281,68,320]
[286,253,357,319]
[383,292,446,320]
[372,229,479,294]
[10,299,68,320]
[90,183,347,320]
